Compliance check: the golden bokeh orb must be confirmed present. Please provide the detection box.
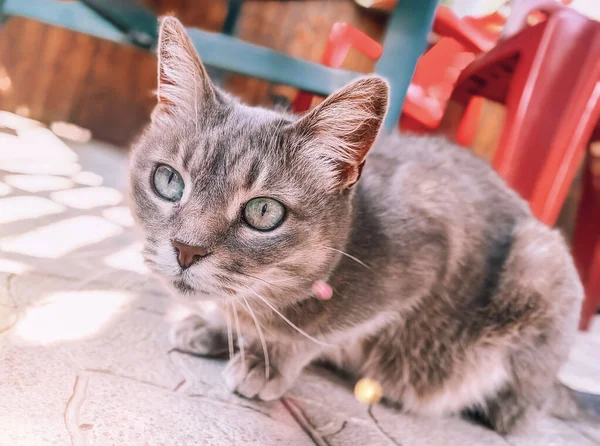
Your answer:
[354,378,383,404]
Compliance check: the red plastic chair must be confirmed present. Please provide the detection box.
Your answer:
[573,149,600,331]
[292,23,382,113]
[431,6,505,144]
[437,1,572,144]
[292,7,500,139]
[451,2,600,330]
[433,5,501,53]
[400,36,476,133]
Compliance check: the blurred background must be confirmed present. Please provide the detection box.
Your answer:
[0,0,596,144]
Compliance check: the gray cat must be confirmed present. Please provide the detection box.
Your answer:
[129,17,587,434]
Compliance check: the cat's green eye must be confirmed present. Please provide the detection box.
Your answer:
[243,197,286,231]
[153,165,184,202]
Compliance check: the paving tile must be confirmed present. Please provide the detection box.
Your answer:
[0,347,76,446]
[367,404,509,446]
[4,272,184,390]
[567,420,600,444]
[505,417,598,446]
[79,373,312,446]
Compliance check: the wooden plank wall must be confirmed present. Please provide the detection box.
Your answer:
[0,17,156,146]
[0,0,385,146]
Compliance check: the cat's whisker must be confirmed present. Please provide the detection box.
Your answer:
[239,272,291,291]
[224,301,235,361]
[231,301,246,373]
[241,296,270,380]
[245,287,332,348]
[267,276,298,284]
[318,245,372,270]
[254,274,299,285]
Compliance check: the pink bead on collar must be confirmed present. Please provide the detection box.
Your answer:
[312,280,333,300]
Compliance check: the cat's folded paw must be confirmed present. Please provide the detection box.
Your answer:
[223,352,293,401]
[170,314,229,357]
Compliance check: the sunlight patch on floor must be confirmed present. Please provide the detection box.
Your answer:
[0,181,12,197]
[72,171,103,187]
[104,243,149,274]
[102,206,135,227]
[165,302,194,323]
[0,127,77,161]
[0,196,66,224]
[0,111,42,133]
[0,125,81,176]
[4,174,75,193]
[0,216,123,258]
[0,259,30,274]
[0,159,81,176]
[50,187,123,210]
[14,290,132,344]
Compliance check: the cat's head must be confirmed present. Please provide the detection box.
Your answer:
[130,17,388,307]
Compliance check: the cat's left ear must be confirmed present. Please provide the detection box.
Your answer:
[294,76,388,189]
[155,16,216,113]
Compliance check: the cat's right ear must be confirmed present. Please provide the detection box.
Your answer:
[155,17,215,114]
[293,76,388,190]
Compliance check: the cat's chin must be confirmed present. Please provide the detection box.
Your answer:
[172,278,200,295]
[168,285,240,306]
[155,274,214,302]
[168,283,216,303]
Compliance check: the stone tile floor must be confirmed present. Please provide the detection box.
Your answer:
[0,113,598,445]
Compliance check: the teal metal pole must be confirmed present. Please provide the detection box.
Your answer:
[0,0,6,25]
[376,0,439,132]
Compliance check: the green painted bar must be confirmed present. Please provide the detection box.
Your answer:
[4,0,127,44]
[187,28,361,96]
[377,0,439,131]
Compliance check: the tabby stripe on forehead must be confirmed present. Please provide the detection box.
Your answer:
[208,148,228,178]
[226,150,246,175]
[245,158,262,189]
[182,137,198,170]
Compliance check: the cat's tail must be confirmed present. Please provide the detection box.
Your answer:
[546,381,600,423]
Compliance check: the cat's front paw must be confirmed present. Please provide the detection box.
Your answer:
[170,314,229,357]
[222,352,294,401]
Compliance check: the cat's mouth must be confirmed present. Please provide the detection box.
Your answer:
[170,277,239,300]
[173,279,195,294]
[172,278,211,297]
[142,254,208,295]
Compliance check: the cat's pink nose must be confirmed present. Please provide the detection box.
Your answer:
[172,240,210,269]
